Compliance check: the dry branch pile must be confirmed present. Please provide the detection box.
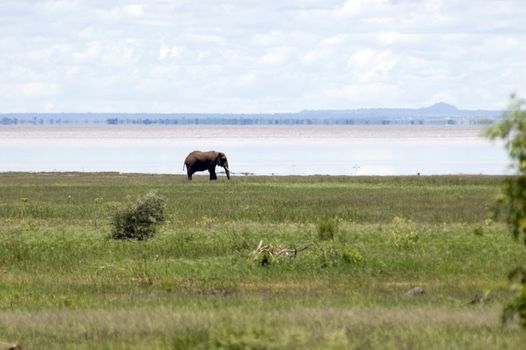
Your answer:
[0,341,22,350]
[250,240,311,263]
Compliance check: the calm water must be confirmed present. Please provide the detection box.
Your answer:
[0,125,511,176]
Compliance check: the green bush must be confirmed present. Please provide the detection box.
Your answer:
[317,217,339,241]
[502,266,526,328]
[111,192,166,240]
[389,216,419,249]
[318,242,363,268]
[340,245,364,265]
[486,94,526,328]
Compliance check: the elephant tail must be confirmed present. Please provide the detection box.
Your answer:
[183,162,186,171]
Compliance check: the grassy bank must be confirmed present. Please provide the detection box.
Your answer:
[0,173,525,349]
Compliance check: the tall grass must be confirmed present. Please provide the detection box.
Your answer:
[0,173,524,348]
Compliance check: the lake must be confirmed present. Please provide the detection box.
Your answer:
[0,125,511,176]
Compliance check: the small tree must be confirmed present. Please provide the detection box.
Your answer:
[111,192,166,240]
[486,94,526,326]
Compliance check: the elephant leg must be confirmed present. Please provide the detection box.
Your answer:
[187,168,193,181]
[209,169,217,181]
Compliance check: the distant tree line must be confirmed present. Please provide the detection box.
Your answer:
[1,115,498,126]
[0,105,501,126]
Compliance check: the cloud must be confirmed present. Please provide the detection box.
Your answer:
[302,48,330,64]
[124,4,143,17]
[376,32,421,46]
[260,46,295,65]
[322,35,345,46]
[72,42,102,63]
[348,49,398,83]
[324,82,404,109]
[250,32,285,46]
[159,45,182,60]
[0,0,525,112]
[96,3,145,21]
[236,71,259,86]
[336,0,390,18]
[15,83,60,98]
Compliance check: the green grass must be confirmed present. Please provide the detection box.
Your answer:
[0,173,525,349]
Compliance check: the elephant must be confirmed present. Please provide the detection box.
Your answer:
[183,150,230,181]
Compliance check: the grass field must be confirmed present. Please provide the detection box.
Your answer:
[0,173,525,349]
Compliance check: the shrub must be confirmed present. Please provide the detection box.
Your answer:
[256,250,273,267]
[318,242,363,268]
[486,96,526,243]
[111,192,166,240]
[502,266,526,328]
[486,95,526,328]
[472,224,484,236]
[340,245,364,265]
[389,216,419,249]
[317,217,339,241]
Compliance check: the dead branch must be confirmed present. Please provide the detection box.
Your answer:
[0,341,22,350]
[250,240,312,261]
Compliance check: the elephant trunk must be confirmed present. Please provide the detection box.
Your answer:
[223,161,231,180]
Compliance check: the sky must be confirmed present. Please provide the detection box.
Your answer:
[0,0,525,113]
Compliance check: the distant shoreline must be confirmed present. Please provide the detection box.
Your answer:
[0,103,501,126]
[0,172,509,179]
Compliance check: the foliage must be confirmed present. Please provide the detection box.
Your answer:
[389,216,419,249]
[318,242,363,268]
[472,224,484,236]
[110,192,166,240]
[486,95,526,329]
[317,216,339,241]
[502,266,526,327]
[487,95,526,172]
[338,244,364,265]
[256,249,273,267]
[486,95,526,243]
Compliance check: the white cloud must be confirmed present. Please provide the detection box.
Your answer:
[376,32,421,46]
[124,4,143,17]
[251,32,284,47]
[0,0,525,112]
[302,49,327,64]
[260,46,295,65]
[159,45,182,60]
[322,35,345,46]
[15,83,60,98]
[348,49,398,83]
[326,83,401,107]
[235,71,259,87]
[73,42,102,62]
[96,3,146,21]
[336,0,390,18]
